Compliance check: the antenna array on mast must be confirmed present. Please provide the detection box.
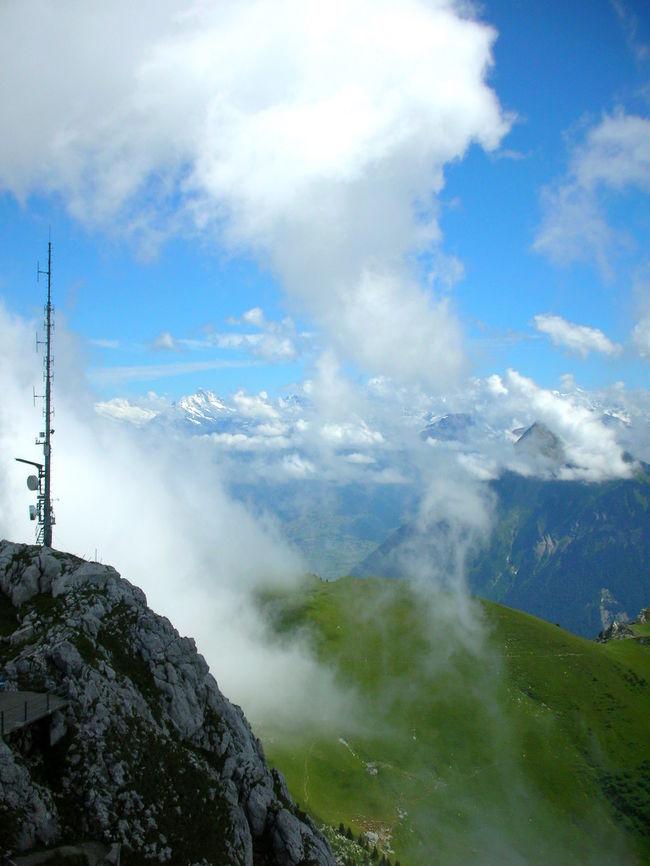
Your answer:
[16,240,56,547]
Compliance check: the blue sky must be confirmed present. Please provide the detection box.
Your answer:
[0,0,649,403]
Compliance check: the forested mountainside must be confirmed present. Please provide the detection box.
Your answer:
[355,462,650,636]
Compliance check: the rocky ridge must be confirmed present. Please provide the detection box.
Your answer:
[596,606,650,644]
[0,540,336,866]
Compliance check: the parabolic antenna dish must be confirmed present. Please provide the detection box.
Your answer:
[27,475,39,491]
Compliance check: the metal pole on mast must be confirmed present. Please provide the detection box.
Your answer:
[16,238,56,547]
[42,240,53,548]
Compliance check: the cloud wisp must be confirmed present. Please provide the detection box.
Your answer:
[632,317,650,358]
[610,0,650,64]
[533,110,650,275]
[148,308,309,364]
[87,358,262,386]
[210,310,306,363]
[0,302,359,733]
[533,313,622,358]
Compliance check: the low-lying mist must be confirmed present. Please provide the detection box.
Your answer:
[0,303,359,732]
[259,571,634,865]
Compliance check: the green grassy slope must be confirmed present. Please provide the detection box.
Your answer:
[256,577,650,866]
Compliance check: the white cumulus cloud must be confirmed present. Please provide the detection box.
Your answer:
[497,370,632,480]
[241,307,265,328]
[94,397,160,426]
[0,0,510,389]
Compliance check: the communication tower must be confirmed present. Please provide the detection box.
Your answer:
[16,240,56,547]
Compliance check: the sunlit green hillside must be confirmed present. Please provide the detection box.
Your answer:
[256,577,650,866]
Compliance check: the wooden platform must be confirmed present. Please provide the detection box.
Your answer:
[0,690,67,737]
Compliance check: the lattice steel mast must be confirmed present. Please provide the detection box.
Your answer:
[16,240,56,547]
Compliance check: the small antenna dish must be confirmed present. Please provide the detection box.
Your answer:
[29,505,38,521]
[26,475,39,491]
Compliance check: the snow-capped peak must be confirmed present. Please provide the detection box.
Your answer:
[175,389,233,424]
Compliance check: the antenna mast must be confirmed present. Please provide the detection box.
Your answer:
[41,241,54,547]
[16,239,56,547]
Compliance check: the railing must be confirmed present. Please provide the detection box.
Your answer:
[0,689,68,737]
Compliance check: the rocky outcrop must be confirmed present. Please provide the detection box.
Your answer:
[0,541,336,866]
[599,587,630,632]
[596,619,635,642]
[596,605,650,644]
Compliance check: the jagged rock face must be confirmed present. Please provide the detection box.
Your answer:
[513,421,566,466]
[596,606,650,643]
[0,541,335,866]
[599,587,629,632]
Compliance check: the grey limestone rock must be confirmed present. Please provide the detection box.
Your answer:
[0,739,60,849]
[0,540,335,866]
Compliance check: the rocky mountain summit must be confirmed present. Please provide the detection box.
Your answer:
[0,540,336,866]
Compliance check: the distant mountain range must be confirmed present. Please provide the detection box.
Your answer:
[101,387,643,453]
[353,458,650,637]
[96,390,650,607]
[165,403,650,611]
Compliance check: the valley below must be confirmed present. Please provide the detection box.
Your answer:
[256,577,650,866]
